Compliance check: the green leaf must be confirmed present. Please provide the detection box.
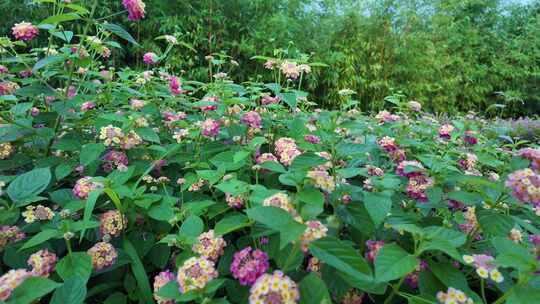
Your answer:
[299,273,332,304]
[20,229,59,250]
[7,167,51,206]
[246,206,306,249]
[33,55,64,72]
[309,237,381,293]
[214,214,251,236]
[279,92,297,109]
[40,13,81,25]
[123,239,153,303]
[298,187,325,219]
[50,277,86,304]
[80,189,102,241]
[101,23,140,46]
[180,215,204,238]
[477,210,514,237]
[418,239,461,261]
[375,244,418,282]
[259,161,287,173]
[275,243,304,272]
[492,237,536,271]
[290,153,328,171]
[56,252,93,282]
[430,262,480,303]
[506,284,540,304]
[51,31,73,42]
[423,227,466,247]
[447,191,483,206]
[80,143,105,166]
[6,277,61,304]
[136,127,160,143]
[363,191,392,226]
[157,281,198,302]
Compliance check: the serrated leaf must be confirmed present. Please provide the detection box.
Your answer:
[80,143,105,166]
[214,214,251,236]
[375,244,418,282]
[20,229,59,250]
[7,167,51,205]
[6,277,61,304]
[246,206,306,249]
[101,23,140,46]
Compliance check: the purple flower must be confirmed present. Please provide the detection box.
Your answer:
[169,76,183,95]
[304,134,321,144]
[230,247,269,285]
[123,0,146,21]
[240,111,262,129]
[143,52,159,65]
[201,119,220,138]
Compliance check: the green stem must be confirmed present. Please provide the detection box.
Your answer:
[492,287,513,304]
[481,279,487,304]
[384,276,406,304]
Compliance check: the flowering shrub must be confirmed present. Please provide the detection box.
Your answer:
[0,1,539,304]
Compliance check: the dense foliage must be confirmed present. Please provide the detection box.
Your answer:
[1,0,539,115]
[1,1,540,304]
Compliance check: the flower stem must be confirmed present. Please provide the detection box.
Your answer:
[384,276,406,304]
[481,279,487,304]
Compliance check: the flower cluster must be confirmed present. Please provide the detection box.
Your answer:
[436,287,473,304]
[365,240,385,262]
[102,150,129,172]
[457,153,478,173]
[275,137,302,166]
[192,230,227,261]
[241,111,263,129]
[176,257,218,293]
[87,242,118,270]
[169,76,183,95]
[162,110,187,128]
[153,270,175,304]
[375,110,400,124]
[11,21,38,41]
[200,118,220,138]
[0,81,19,95]
[304,134,321,144]
[99,125,143,149]
[463,254,503,282]
[123,0,146,21]
[0,142,13,159]
[27,249,57,277]
[378,136,406,162]
[0,226,25,251]
[518,147,540,171]
[458,207,480,237]
[404,260,428,289]
[407,175,434,202]
[464,130,478,145]
[261,95,281,105]
[73,176,103,199]
[396,160,424,177]
[99,210,127,238]
[249,270,300,304]
[341,289,364,304]
[505,168,540,205]
[226,193,244,208]
[439,124,455,140]
[256,153,278,164]
[307,170,335,193]
[0,269,31,301]
[22,205,55,223]
[408,101,422,112]
[263,193,297,215]
[300,220,328,252]
[230,247,269,286]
